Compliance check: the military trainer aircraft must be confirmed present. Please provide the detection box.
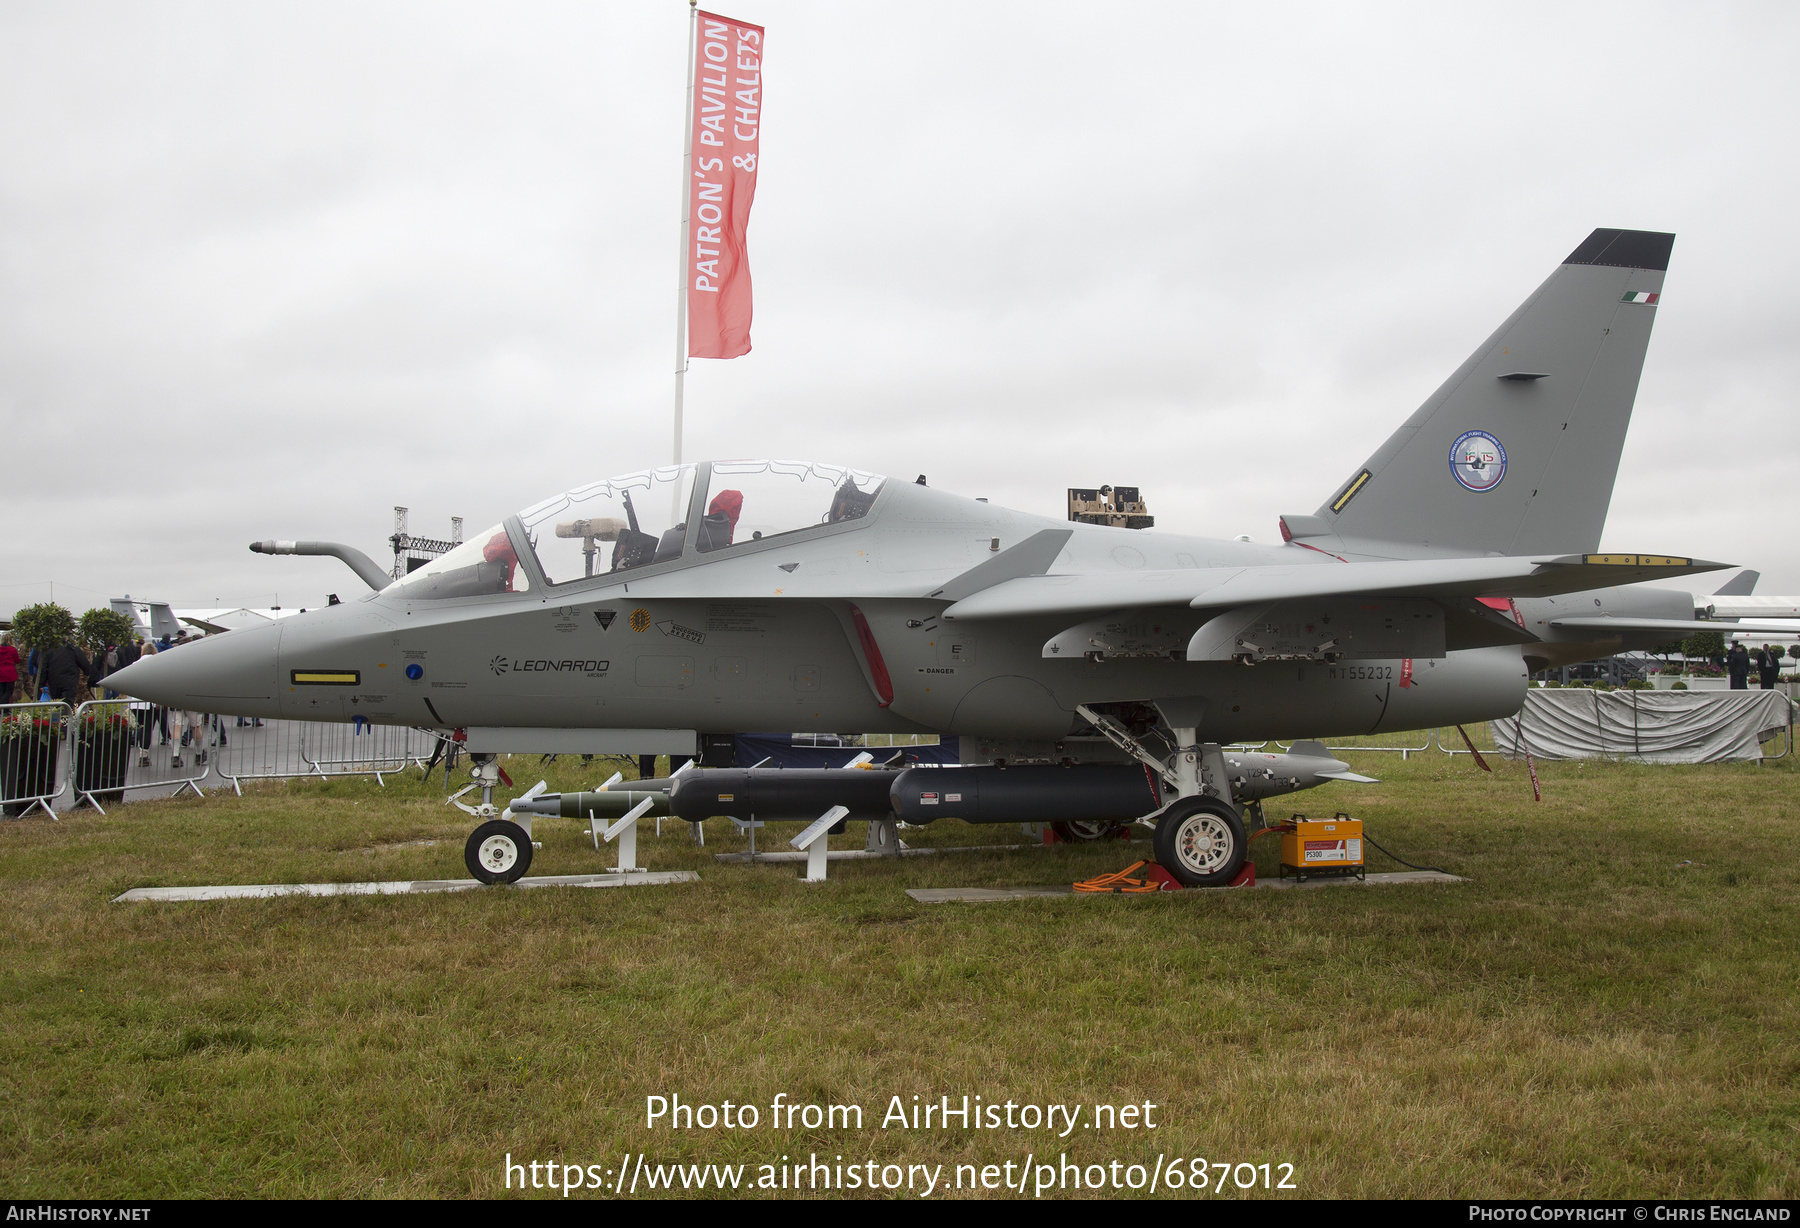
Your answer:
[105,227,1794,887]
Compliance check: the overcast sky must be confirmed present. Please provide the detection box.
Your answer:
[4,1,1797,618]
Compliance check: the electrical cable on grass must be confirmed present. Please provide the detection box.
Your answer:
[1362,833,1449,876]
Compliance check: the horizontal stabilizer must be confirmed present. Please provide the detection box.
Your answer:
[1548,617,1800,636]
[1710,597,1800,619]
[1314,769,1380,784]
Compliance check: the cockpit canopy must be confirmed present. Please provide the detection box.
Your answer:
[388,461,885,599]
[384,523,533,601]
[522,465,698,585]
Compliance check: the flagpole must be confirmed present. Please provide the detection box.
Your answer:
[672,0,697,470]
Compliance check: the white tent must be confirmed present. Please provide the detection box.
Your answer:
[1497,689,1795,763]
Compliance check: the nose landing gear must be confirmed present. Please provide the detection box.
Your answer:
[451,753,533,885]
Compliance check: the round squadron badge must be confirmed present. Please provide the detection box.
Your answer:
[1449,430,1507,492]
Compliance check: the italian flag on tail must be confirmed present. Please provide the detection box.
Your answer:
[1621,290,1660,304]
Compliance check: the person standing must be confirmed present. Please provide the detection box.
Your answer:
[0,633,19,705]
[1756,644,1781,690]
[170,707,206,769]
[41,639,94,705]
[159,633,206,767]
[95,643,118,698]
[1726,642,1752,690]
[123,640,158,763]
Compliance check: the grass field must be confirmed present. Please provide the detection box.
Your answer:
[1,747,1797,1199]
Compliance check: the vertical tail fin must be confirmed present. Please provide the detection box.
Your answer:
[1713,570,1760,597]
[1292,229,1673,559]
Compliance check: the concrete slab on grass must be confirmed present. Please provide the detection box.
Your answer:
[716,844,1029,864]
[907,870,1464,904]
[113,870,699,903]
[908,886,1075,902]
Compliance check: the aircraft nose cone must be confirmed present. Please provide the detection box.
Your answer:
[105,623,281,711]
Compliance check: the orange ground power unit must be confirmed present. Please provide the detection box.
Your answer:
[1279,813,1366,882]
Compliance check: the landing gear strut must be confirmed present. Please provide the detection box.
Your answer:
[1076,706,1252,887]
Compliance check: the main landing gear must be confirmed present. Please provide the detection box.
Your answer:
[1076,705,1252,889]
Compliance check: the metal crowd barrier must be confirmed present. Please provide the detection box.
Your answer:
[1,700,72,819]
[7,702,452,814]
[298,720,439,783]
[211,717,442,792]
[68,698,211,812]
[858,733,942,749]
[1759,722,1792,761]
[1276,727,1435,759]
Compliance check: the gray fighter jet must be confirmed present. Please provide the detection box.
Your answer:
[106,228,1792,887]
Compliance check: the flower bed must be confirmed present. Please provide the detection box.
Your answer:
[1,707,64,814]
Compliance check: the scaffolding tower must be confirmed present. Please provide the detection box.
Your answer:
[391,507,464,578]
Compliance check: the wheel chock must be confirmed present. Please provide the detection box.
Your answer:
[1141,860,1254,891]
[1142,863,1184,891]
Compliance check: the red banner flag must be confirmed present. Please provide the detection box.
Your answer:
[687,11,763,360]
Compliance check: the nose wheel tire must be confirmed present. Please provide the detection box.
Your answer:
[465,819,533,885]
[1152,796,1247,888]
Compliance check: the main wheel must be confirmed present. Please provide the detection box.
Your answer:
[465,819,534,885]
[1152,796,1247,888]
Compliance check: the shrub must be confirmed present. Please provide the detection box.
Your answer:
[1682,631,1725,661]
[9,603,75,696]
[10,603,75,654]
[76,608,137,660]
[1672,680,1689,690]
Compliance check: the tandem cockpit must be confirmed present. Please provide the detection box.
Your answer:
[382,461,886,601]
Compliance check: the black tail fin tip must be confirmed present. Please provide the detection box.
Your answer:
[1564,228,1675,271]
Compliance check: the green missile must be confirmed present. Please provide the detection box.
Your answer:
[509,790,672,819]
